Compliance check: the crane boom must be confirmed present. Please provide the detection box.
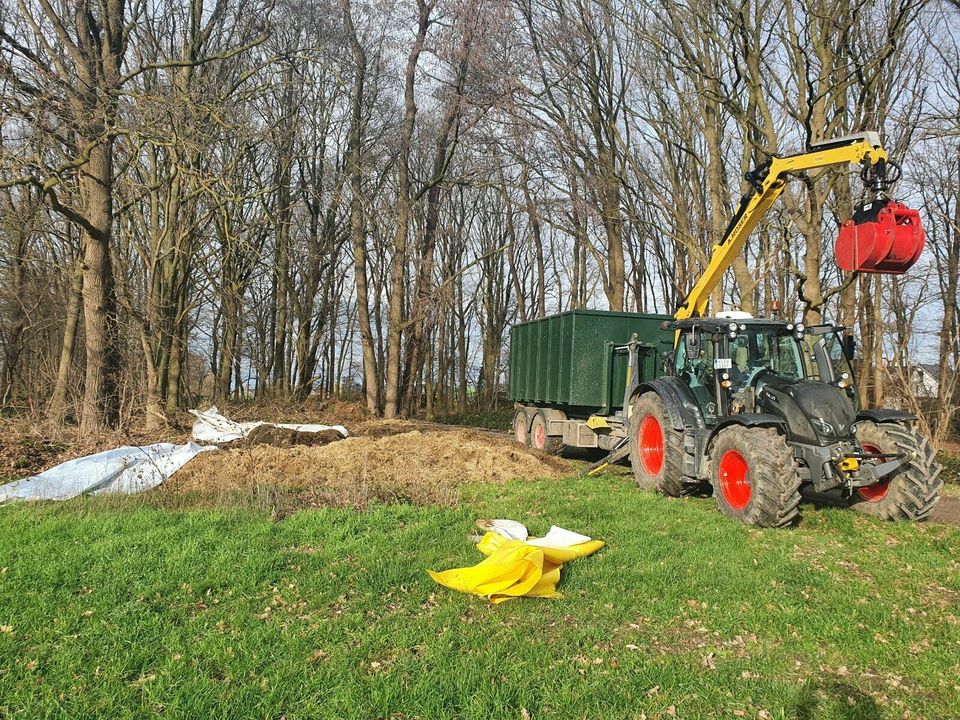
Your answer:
[674,132,891,321]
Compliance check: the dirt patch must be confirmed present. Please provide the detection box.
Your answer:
[0,436,70,477]
[301,397,373,425]
[222,424,345,449]
[930,495,960,526]
[162,428,570,510]
[349,419,426,439]
[0,417,193,481]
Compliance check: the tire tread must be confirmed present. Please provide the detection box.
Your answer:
[851,421,942,521]
[710,426,803,528]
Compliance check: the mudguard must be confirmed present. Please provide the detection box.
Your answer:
[706,414,787,448]
[537,407,568,435]
[857,408,916,424]
[519,406,567,434]
[632,378,701,431]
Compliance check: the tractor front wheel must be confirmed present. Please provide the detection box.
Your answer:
[628,392,685,496]
[709,426,802,528]
[849,421,942,521]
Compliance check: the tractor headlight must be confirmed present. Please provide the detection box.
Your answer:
[787,323,794,331]
[797,323,805,332]
[728,331,737,339]
[728,322,738,332]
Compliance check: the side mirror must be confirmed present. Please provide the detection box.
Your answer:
[843,334,855,362]
[684,327,702,358]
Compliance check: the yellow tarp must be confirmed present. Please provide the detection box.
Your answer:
[429,530,605,604]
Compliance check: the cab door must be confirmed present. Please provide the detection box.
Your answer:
[674,331,720,425]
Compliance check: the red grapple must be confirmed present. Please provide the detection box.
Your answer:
[835,199,925,274]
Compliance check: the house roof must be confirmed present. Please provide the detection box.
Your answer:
[918,363,941,380]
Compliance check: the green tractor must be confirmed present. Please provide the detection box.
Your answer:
[628,314,942,527]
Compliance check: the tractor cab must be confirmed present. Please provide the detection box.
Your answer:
[670,315,858,433]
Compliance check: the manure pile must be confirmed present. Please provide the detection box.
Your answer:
[164,425,570,510]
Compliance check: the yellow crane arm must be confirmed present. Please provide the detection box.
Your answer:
[674,132,889,321]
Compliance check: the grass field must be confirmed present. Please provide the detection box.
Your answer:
[1,473,958,720]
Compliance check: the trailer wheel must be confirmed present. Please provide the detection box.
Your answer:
[848,421,942,521]
[512,409,529,446]
[709,426,802,528]
[628,393,684,496]
[530,411,564,455]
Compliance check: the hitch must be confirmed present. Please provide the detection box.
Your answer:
[837,450,908,488]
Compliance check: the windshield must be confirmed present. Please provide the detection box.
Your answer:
[728,327,806,385]
[824,331,856,381]
[801,328,858,386]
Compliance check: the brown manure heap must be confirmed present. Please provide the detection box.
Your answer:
[163,425,570,510]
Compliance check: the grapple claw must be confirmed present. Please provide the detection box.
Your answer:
[835,199,925,274]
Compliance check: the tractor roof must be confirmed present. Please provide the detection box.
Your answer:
[670,317,798,332]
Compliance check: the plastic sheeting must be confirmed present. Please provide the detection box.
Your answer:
[475,518,529,541]
[0,443,217,504]
[0,407,350,505]
[189,406,348,444]
[429,519,605,603]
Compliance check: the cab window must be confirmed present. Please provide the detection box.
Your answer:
[675,332,717,421]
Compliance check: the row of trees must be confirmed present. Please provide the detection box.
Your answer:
[0,0,957,441]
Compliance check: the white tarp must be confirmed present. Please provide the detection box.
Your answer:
[188,406,348,444]
[476,518,529,541]
[0,443,217,504]
[0,407,349,504]
[477,519,594,548]
[525,525,593,549]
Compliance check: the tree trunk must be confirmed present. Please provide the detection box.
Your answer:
[343,0,380,414]
[78,140,121,433]
[384,0,430,419]
[48,260,83,423]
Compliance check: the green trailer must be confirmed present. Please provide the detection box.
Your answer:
[509,309,673,454]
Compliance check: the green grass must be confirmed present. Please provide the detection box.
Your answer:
[1,476,959,719]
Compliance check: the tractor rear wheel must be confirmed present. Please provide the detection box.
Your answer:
[849,421,942,521]
[513,409,529,446]
[530,410,564,455]
[628,393,685,496]
[709,426,802,528]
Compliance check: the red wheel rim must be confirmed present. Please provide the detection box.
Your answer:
[515,415,526,443]
[856,442,890,502]
[719,450,751,510]
[638,414,664,475]
[534,422,545,449]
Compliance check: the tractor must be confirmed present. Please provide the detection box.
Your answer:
[509,132,942,527]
